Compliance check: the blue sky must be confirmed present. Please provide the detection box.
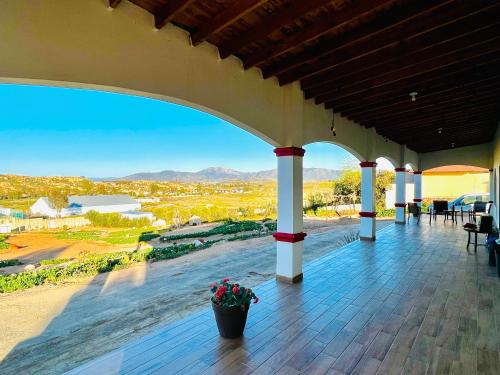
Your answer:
[0,84,391,177]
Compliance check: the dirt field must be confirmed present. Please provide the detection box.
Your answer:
[0,218,393,374]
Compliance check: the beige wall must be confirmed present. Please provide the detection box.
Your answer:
[419,143,493,170]
[422,173,489,199]
[0,0,420,166]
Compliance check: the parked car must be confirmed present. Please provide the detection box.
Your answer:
[429,193,489,212]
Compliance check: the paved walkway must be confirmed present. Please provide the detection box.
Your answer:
[66,220,500,375]
[0,220,391,374]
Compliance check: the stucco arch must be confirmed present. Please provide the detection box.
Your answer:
[302,140,363,163]
[376,156,397,169]
[420,144,493,170]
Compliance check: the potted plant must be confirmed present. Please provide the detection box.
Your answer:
[210,278,259,338]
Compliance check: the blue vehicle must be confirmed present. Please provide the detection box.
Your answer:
[429,193,489,211]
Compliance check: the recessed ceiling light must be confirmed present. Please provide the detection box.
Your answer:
[437,127,443,134]
[409,92,418,102]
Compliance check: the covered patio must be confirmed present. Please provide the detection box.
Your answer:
[1,0,500,373]
[67,221,500,374]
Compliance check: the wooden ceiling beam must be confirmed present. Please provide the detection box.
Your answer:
[349,90,500,125]
[263,0,454,80]
[324,58,500,109]
[369,105,498,130]
[218,0,332,59]
[313,39,500,104]
[242,0,392,69]
[340,78,500,118]
[305,22,500,99]
[273,0,499,85]
[109,0,121,8]
[154,0,196,30]
[301,8,500,91]
[190,0,268,46]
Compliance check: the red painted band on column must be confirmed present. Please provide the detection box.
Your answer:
[274,147,305,157]
[413,198,422,202]
[359,211,376,218]
[359,161,377,168]
[413,171,422,175]
[394,168,406,172]
[273,232,307,243]
[395,203,406,207]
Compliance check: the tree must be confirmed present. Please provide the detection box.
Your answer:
[334,170,361,202]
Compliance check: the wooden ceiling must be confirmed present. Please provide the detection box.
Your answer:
[111,0,500,153]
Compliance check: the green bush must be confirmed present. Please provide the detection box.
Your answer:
[0,259,21,268]
[0,241,218,293]
[85,211,150,228]
[376,208,396,217]
[138,231,161,242]
[160,220,262,242]
[40,258,72,266]
[0,235,9,250]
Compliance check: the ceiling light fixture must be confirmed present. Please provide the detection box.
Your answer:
[437,127,443,134]
[409,92,418,102]
[330,115,336,137]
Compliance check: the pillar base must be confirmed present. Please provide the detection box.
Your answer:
[276,273,303,284]
[360,235,376,241]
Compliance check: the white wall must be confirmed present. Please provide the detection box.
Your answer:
[385,184,415,210]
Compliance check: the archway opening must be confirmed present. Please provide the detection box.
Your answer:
[375,157,396,217]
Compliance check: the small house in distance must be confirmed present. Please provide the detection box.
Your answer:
[30,197,59,218]
[188,215,202,226]
[30,194,142,218]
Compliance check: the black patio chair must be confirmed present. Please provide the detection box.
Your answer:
[464,215,493,252]
[430,200,448,224]
[469,201,489,223]
[407,203,421,224]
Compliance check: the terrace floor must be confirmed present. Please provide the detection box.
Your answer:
[67,220,500,375]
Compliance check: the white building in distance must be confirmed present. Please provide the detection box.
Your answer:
[30,195,141,218]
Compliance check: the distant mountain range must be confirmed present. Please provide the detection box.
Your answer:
[104,167,342,182]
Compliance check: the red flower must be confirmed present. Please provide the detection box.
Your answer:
[222,278,230,283]
[232,286,240,294]
[253,297,259,304]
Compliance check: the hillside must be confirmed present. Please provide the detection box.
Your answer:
[114,167,341,182]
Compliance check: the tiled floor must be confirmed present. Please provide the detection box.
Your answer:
[67,220,500,375]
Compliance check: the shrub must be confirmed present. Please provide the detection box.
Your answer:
[85,211,150,228]
[337,231,360,247]
[138,231,161,242]
[0,259,21,268]
[160,220,263,242]
[40,258,72,266]
[0,235,9,250]
[0,241,219,293]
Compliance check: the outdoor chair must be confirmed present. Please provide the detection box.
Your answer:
[430,200,448,224]
[469,201,489,222]
[464,215,493,252]
[407,203,421,224]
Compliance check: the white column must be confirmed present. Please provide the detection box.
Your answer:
[489,169,494,204]
[413,171,422,207]
[273,147,305,284]
[395,168,406,224]
[359,162,377,240]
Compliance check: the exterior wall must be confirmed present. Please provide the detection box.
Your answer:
[422,172,489,198]
[385,184,414,210]
[0,0,404,164]
[420,144,493,170]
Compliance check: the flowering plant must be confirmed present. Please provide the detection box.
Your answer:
[210,278,259,309]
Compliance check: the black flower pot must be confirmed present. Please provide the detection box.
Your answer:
[212,302,250,338]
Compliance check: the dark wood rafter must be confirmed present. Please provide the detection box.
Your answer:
[274,0,500,85]
[110,0,500,153]
[109,0,122,8]
[218,0,332,59]
[324,59,500,109]
[302,10,500,95]
[190,0,268,46]
[242,0,392,69]
[263,0,456,80]
[154,0,196,30]
[314,39,500,104]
